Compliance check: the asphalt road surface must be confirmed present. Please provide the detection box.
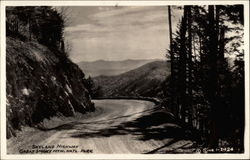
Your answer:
[8,99,194,154]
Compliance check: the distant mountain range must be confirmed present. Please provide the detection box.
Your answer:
[77,59,161,77]
[93,60,170,98]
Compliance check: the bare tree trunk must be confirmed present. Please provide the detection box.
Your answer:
[179,7,188,121]
[187,6,193,124]
[207,5,219,149]
[168,6,174,75]
[168,6,176,115]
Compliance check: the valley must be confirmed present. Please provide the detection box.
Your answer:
[93,60,170,98]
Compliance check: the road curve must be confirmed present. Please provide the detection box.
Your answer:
[8,99,194,154]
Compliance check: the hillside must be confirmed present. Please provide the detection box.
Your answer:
[93,61,170,98]
[6,38,94,138]
[77,59,159,77]
[6,6,96,139]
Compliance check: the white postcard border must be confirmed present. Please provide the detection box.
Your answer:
[0,1,249,159]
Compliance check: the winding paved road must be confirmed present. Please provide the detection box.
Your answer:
[8,100,194,154]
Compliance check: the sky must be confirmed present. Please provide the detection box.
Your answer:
[63,6,182,63]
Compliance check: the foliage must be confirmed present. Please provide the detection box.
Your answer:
[84,76,103,98]
[165,5,244,151]
[6,6,65,52]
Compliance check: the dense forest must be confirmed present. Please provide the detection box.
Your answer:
[165,5,244,152]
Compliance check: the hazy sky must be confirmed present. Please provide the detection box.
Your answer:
[64,6,182,63]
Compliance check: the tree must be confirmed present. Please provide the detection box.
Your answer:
[167,6,176,115]
[6,7,65,51]
[179,6,188,121]
[165,5,244,151]
[84,76,103,98]
[187,6,193,124]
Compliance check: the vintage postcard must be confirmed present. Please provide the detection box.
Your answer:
[0,0,249,159]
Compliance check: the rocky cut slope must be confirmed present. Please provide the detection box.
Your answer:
[6,37,95,138]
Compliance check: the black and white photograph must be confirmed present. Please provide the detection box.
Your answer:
[0,0,249,159]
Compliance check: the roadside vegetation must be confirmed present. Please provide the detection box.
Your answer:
[165,5,244,152]
[6,6,95,138]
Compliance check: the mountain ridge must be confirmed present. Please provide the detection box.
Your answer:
[93,60,170,98]
[77,59,163,77]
